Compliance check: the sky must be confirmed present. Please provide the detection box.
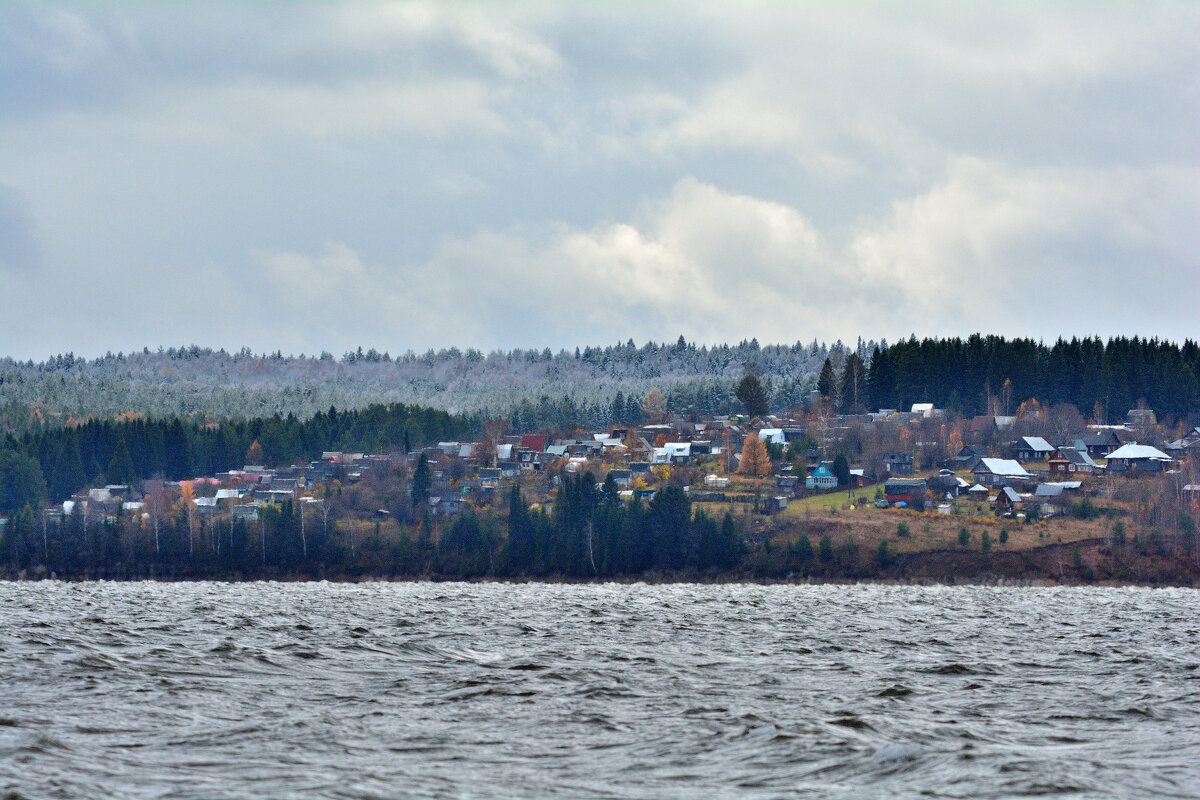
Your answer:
[1,2,1197,360]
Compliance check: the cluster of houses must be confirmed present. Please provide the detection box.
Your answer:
[879,414,1195,518]
[18,403,1200,532]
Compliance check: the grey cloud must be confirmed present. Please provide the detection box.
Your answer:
[0,2,1195,359]
[0,185,39,272]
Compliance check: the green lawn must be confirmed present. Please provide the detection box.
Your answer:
[780,482,887,513]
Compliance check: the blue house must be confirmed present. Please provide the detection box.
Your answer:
[806,463,838,490]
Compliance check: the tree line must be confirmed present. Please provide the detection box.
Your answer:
[866,335,1200,419]
[0,403,473,511]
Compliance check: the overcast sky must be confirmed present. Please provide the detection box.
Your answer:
[1,2,1196,360]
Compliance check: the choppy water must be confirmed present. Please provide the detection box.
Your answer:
[0,582,1197,799]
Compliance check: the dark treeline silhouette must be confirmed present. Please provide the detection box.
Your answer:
[1,403,473,507]
[0,472,748,581]
[868,335,1200,418]
[494,475,745,578]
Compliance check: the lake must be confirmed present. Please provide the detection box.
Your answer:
[1,582,1197,799]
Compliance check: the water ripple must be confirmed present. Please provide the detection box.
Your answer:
[0,582,1197,799]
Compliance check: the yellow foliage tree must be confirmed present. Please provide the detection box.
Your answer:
[947,427,964,458]
[245,439,264,466]
[640,388,667,423]
[739,433,771,477]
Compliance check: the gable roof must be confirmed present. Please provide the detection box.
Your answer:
[975,458,1031,478]
[1106,444,1171,461]
[1000,487,1023,502]
[1020,436,1054,452]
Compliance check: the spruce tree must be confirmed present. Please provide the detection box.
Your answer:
[735,370,770,418]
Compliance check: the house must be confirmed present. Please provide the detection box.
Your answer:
[1126,408,1157,427]
[943,445,987,470]
[806,463,838,490]
[995,486,1025,514]
[606,469,632,488]
[884,478,927,508]
[429,495,463,516]
[882,453,914,476]
[1165,427,1200,454]
[629,461,652,476]
[758,428,786,445]
[776,475,800,494]
[478,468,501,489]
[1048,447,1096,475]
[232,504,259,522]
[911,403,936,418]
[1076,430,1124,457]
[972,458,1032,487]
[1014,436,1055,462]
[967,483,990,499]
[926,470,963,499]
[969,416,997,437]
[662,442,692,464]
[1104,444,1172,474]
[520,434,547,452]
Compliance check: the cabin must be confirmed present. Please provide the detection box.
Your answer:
[884,478,927,508]
[1034,482,1081,515]
[972,458,1032,487]
[882,453,914,476]
[1075,430,1124,458]
[994,486,1025,514]
[1014,436,1055,462]
[926,470,965,499]
[943,445,987,470]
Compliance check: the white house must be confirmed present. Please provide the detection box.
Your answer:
[758,428,786,445]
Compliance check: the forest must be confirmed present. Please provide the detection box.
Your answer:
[0,338,868,435]
[0,403,472,509]
[867,335,1200,419]
[3,336,1198,443]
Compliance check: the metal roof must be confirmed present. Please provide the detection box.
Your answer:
[1106,444,1171,461]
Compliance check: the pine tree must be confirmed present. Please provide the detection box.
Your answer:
[107,437,136,486]
[817,358,837,404]
[410,453,432,509]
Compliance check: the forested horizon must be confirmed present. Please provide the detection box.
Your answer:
[1,335,1197,442]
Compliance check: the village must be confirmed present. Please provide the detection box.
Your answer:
[36,399,1200,544]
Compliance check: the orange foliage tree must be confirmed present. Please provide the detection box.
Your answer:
[739,434,771,477]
